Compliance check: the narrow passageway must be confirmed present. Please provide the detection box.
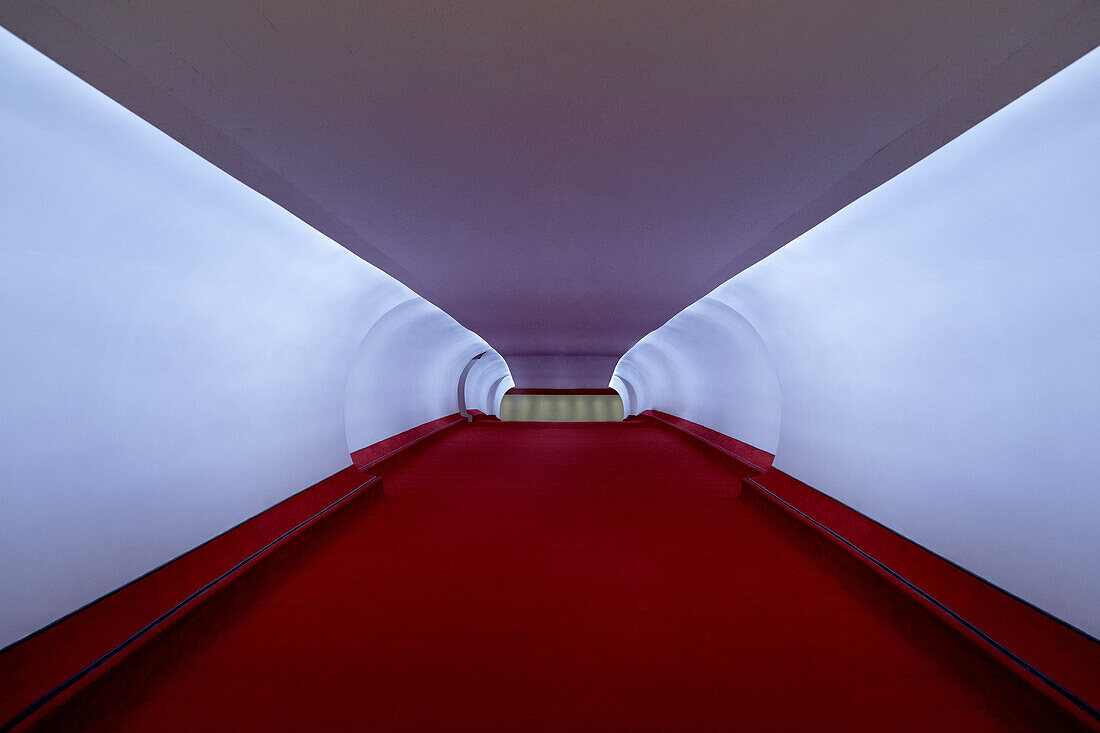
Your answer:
[40,423,1082,731]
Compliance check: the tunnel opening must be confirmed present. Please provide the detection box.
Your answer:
[498,388,624,422]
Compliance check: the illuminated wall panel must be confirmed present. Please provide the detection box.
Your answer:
[500,394,624,422]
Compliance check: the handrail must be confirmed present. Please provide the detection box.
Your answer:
[743,476,1100,728]
[641,413,767,474]
[1,476,381,732]
[353,414,466,471]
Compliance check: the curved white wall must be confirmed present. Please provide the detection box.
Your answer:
[609,376,634,419]
[617,47,1100,635]
[486,373,516,417]
[613,297,782,454]
[344,299,508,452]
[462,351,512,417]
[0,29,505,648]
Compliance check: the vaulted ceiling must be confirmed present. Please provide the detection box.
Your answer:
[4,1,1098,385]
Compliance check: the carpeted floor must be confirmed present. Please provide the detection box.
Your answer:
[35,422,1085,731]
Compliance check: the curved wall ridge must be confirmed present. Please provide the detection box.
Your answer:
[463,351,513,416]
[344,299,511,455]
[617,46,1100,636]
[613,296,782,456]
[609,376,636,418]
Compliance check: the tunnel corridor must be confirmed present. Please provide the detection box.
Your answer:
[3,4,1100,730]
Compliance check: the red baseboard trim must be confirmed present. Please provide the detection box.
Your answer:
[470,412,500,422]
[639,410,775,473]
[745,474,1099,729]
[0,470,381,731]
[0,414,472,731]
[642,411,1099,726]
[351,413,467,470]
[745,468,1100,723]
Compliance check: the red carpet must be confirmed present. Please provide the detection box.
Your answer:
[24,422,1091,730]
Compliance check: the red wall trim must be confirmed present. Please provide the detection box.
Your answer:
[747,468,1100,720]
[639,409,775,473]
[648,411,1099,722]
[0,470,380,729]
[0,414,471,730]
[350,412,466,470]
